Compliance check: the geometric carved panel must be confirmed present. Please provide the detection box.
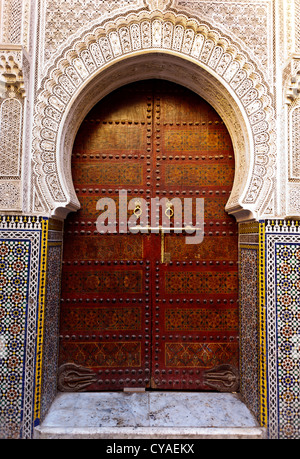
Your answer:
[291,107,300,179]
[165,342,239,368]
[0,94,23,210]
[0,98,22,178]
[165,271,238,294]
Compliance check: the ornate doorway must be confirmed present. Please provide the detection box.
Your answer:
[58,80,239,392]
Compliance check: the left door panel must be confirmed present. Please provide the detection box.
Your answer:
[58,82,154,391]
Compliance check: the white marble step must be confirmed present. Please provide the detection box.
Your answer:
[34,392,266,439]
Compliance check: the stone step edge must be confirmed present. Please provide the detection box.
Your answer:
[34,425,267,439]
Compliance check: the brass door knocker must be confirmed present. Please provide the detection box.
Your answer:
[133,199,142,218]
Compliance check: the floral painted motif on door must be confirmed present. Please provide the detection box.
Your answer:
[58,80,239,392]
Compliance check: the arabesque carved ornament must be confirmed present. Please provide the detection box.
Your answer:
[32,9,275,220]
[0,53,25,99]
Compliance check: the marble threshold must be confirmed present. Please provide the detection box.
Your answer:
[34,391,266,439]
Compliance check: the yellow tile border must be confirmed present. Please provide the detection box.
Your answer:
[239,221,260,235]
[33,218,49,426]
[259,221,268,428]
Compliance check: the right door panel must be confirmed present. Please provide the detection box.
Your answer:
[150,81,239,391]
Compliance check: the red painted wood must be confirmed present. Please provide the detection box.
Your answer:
[58,80,239,391]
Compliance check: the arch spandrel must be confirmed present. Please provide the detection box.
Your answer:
[32,10,276,221]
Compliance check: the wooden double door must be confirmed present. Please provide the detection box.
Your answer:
[58,80,239,392]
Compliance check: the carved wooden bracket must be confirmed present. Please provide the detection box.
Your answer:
[203,364,240,392]
[57,363,98,392]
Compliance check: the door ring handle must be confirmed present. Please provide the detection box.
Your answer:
[134,200,142,218]
[165,203,174,219]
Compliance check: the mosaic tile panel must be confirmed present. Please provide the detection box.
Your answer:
[265,221,300,439]
[276,243,300,439]
[0,216,48,439]
[0,239,30,439]
[40,241,62,422]
[239,245,260,421]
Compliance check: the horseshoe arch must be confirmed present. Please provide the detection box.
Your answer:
[32,10,275,222]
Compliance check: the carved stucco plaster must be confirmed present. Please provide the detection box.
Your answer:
[32,10,276,221]
[282,55,300,217]
[60,54,251,216]
[284,56,300,104]
[40,1,274,89]
[0,47,27,212]
[176,0,274,87]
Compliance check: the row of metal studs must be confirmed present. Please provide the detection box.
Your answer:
[72,153,233,159]
[74,188,231,194]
